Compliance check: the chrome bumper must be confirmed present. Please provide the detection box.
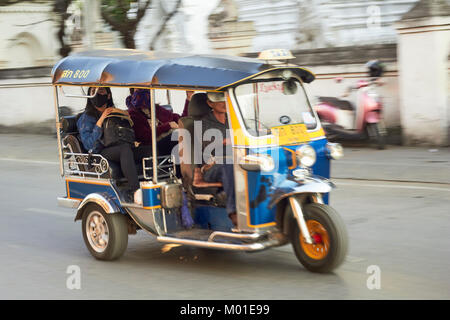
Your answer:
[57,197,80,209]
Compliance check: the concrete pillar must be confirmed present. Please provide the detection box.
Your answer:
[396,0,450,146]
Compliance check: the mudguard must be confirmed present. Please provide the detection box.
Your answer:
[75,193,121,221]
[268,175,334,209]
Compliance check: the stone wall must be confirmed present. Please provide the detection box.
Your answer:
[0,1,58,69]
[395,0,450,146]
[0,68,188,134]
[0,45,401,142]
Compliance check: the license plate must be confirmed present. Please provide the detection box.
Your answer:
[271,123,310,145]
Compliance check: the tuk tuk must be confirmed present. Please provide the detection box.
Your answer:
[53,48,348,273]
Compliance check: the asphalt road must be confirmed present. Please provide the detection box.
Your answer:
[0,135,449,299]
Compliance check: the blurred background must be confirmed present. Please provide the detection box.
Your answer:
[0,1,449,300]
[0,0,448,146]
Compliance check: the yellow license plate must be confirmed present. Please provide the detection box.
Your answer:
[271,123,310,145]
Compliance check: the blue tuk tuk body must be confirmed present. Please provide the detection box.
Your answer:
[53,49,347,273]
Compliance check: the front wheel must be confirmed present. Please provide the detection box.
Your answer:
[366,122,386,150]
[289,203,348,273]
[81,204,128,260]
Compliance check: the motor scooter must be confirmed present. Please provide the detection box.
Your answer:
[313,61,387,149]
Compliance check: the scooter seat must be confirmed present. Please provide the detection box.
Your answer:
[318,97,355,111]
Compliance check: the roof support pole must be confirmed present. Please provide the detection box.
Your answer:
[150,88,158,183]
[53,86,64,177]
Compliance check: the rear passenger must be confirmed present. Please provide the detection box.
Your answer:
[77,87,151,204]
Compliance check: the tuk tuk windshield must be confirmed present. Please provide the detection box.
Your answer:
[233,79,317,136]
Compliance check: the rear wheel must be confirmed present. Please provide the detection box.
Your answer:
[81,204,128,260]
[289,202,348,273]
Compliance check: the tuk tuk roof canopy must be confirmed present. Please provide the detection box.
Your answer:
[51,49,315,90]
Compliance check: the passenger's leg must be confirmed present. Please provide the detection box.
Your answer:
[203,164,236,215]
[221,164,236,216]
[157,134,178,156]
[132,144,152,163]
[101,144,139,191]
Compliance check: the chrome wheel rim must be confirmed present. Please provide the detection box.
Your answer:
[86,211,109,253]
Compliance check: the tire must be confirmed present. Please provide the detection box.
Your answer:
[366,123,386,150]
[81,204,128,261]
[289,202,348,273]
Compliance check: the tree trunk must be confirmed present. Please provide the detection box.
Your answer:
[122,31,136,49]
[54,0,72,57]
[149,0,182,50]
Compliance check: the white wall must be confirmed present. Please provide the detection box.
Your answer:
[0,2,58,69]
[397,16,450,146]
[0,62,400,132]
[0,82,192,129]
[0,78,54,126]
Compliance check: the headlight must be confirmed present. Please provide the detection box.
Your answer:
[296,145,316,167]
[327,142,344,160]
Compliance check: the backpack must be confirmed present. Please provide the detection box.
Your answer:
[102,112,135,147]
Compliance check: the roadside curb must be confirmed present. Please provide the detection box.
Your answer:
[0,121,55,135]
[332,177,450,186]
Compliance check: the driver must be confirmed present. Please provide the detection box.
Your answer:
[198,92,236,226]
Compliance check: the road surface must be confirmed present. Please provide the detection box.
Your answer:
[0,134,449,299]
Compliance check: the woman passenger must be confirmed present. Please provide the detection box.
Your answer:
[126,89,192,156]
[77,87,151,204]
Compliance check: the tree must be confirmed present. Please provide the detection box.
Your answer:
[100,0,182,50]
[54,0,73,57]
[100,0,152,49]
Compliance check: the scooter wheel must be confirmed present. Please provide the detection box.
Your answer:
[289,203,348,273]
[81,204,128,260]
[366,123,386,150]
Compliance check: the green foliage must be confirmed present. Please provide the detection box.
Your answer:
[101,0,133,23]
[100,0,151,48]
